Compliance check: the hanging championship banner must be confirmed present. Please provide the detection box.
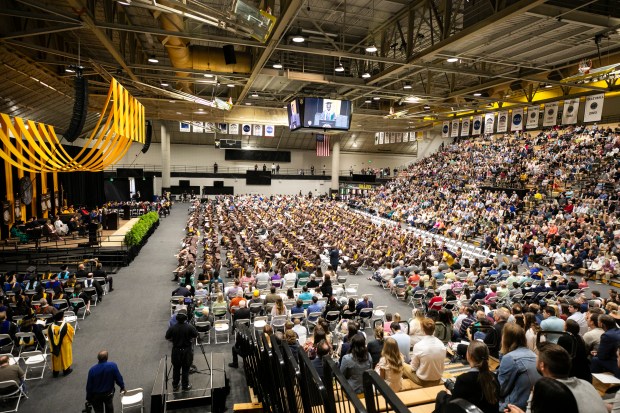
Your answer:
[241,124,252,135]
[472,116,482,136]
[543,102,558,126]
[179,122,191,133]
[461,118,470,137]
[441,121,450,138]
[379,132,384,144]
[526,106,540,129]
[218,123,228,134]
[2,201,11,225]
[584,94,605,122]
[390,133,396,144]
[228,124,239,135]
[193,122,204,133]
[252,125,263,136]
[562,98,580,124]
[484,113,495,134]
[450,120,459,137]
[511,108,523,131]
[374,133,379,145]
[497,111,508,133]
[403,132,409,143]
[264,125,275,137]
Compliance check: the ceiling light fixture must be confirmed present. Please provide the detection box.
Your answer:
[148,55,159,63]
[544,83,553,88]
[373,96,380,100]
[335,59,345,72]
[251,92,259,98]
[245,102,252,105]
[362,72,371,78]
[366,44,377,53]
[423,104,431,110]
[65,67,75,73]
[117,0,131,5]
[161,82,169,87]
[364,99,372,103]
[227,83,235,88]
[403,83,412,89]
[292,28,305,43]
[272,61,283,69]
[203,73,213,78]
[446,57,459,63]
[473,92,482,97]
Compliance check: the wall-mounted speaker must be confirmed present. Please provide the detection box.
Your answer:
[223,45,237,65]
[142,120,152,153]
[63,76,89,143]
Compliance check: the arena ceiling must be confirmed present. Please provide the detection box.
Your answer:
[1,0,620,154]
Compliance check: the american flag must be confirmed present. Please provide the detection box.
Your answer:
[316,134,330,157]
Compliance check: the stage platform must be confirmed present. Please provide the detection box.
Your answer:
[151,351,228,413]
[0,218,146,271]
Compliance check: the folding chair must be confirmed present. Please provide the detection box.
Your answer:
[84,287,98,306]
[372,306,387,322]
[271,315,287,332]
[0,380,28,413]
[20,351,48,380]
[121,388,144,412]
[15,333,39,357]
[52,299,69,312]
[69,298,88,319]
[357,308,373,330]
[170,296,184,315]
[64,310,79,332]
[195,321,211,345]
[0,336,13,356]
[214,320,230,344]
[345,284,358,296]
[94,277,108,295]
[252,316,268,339]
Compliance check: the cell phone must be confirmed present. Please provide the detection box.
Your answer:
[444,379,455,391]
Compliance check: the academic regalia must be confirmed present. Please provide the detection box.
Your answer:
[47,312,75,376]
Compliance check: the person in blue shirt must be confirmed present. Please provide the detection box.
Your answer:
[307,296,324,316]
[86,350,126,413]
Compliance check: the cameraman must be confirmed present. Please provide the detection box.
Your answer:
[165,309,198,391]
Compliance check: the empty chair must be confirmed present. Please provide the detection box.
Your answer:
[373,306,388,322]
[120,388,144,413]
[20,350,48,380]
[252,316,268,339]
[63,310,79,332]
[214,320,230,344]
[194,321,211,346]
[0,335,13,356]
[271,315,287,331]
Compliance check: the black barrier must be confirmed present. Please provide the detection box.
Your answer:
[362,370,409,413]
[323,357,367,413]
[280,342,304,413]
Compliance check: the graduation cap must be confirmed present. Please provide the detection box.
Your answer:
[26,266,36,273]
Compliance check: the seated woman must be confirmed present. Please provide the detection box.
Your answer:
[10,224,29,243]
[435,341,500,413]
[339,334,371,395]
[375,337,409,392]
[558,319,592,382]
[69,284,91,316]
[54,216,69,236]
[505,377,578,413]
[44,219,63,241]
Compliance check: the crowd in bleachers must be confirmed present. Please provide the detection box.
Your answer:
[167,124,620,412]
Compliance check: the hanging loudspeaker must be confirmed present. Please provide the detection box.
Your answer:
[142,120,152,153]
[63,75,89,143]
[222,45,237,65]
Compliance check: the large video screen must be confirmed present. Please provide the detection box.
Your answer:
[302,98,352,131]
[287,98,302,131]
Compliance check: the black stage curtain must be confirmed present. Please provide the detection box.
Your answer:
[104,179,130,202]
[57,145,104,209]
[135,177,154,202]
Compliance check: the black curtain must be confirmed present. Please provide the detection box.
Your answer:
[57,145,105,209]
[135,177,154,202]
[104,179,130,202]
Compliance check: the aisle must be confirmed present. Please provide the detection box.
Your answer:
[28,208,187,412]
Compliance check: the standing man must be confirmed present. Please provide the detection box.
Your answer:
[329,246,339,272]
[47,311,75,377]
[213,162,218,173]
[165,309,198,391]
[86,350,126,413]
[320,101,336,121]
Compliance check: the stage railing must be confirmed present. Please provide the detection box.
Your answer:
[323,357,367,413]
[362,370,410,413]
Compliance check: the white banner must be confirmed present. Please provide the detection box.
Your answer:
[403,132,409,143]
[526,106,540,129]
[584,94,605,123]
[543,102,558,126]
[180,122,190,133]
[442,121,450,138]
[397,133,402,143]
[228,124,239,135]
[562,98,580,124]
[461,118,470,137]
[264,125,275,137]
[241,124,252,135]
[390,133,395,144]
[379,132,384,145]
[511,108,523,131]
[192,122,204,133]
[253,124,263,136]
[472,116,482,136]
[451,120,460,138]
[497,111,508,133]
[218,123,228,134]
[374,133,379,145]
[484,113,495,135]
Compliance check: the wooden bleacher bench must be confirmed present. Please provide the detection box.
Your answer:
[346,385,445,412]
[233,387,262,413]
[409,404,435,413]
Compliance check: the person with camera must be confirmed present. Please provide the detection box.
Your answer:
[85,350,125,413]
[165,309,198,392]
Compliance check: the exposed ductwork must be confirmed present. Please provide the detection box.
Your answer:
[157,0,252,92]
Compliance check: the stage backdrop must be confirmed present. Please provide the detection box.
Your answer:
[57,145,105,209]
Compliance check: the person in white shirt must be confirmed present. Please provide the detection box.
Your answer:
[283,268,298,288]
[583,311,605,353]
[292,318,307,344]
[567,301,588,336]
[54,216,69,236]
[403,318,446,387]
